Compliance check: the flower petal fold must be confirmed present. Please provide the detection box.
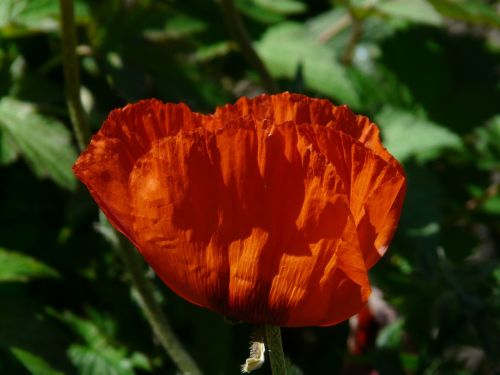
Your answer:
[73,93,406,327]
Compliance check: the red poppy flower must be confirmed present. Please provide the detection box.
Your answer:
[73,93,406,327]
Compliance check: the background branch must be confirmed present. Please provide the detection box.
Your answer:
[219,0,279,93]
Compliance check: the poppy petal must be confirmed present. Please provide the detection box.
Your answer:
[301,125,407,269]
[214,92,401,172]
[73,94,406,327]
[73,99,202,239]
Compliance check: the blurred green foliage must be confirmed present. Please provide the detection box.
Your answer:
[0,0,499,374]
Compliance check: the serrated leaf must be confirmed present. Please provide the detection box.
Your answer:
[0,248,59,282]
[50,310,151,375]
[376,106,462,162]
[252,0,307,15]
[10,347,64,375]
[374,0,443,26]
[68,345,135,375]
[256,23,360,107]
[0,98,78,190]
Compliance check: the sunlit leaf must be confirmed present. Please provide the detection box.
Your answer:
[376,106,462,163]
[256,23,360,107]
[0,248,59,282]
[0,0,88,36]
[374,0,443,26]
[0,97,78,190]
[252,0,307,15]
[10,347,64,375]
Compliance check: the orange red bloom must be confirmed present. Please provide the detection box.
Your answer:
[73,93,406,327]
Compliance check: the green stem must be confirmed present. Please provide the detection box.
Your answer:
[59,1,204,374]
[58,0,91,151]
[116,235,203,375]
[341,0,363,66]
[265,325,287,375]
[219,0,278,93]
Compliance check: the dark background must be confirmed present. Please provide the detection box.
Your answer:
[0,0,499,374]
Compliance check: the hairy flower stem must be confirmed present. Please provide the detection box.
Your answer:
[219,0,278,93]
[116,235,204,375]
[265,325,287,375]
[58,0,91,151]
[59,1,203,374]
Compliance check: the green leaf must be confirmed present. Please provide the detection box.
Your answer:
[252,0,307,15]
[376,319,405,349]
[429,0,500,28]
[0,248,59,282]
[482,195,500,215]
[68,345,136,375]
[285,360,305,375]
[0,98,78,190]
[376,106,462,163]
[473,115,500,170]
[0,0,89,36]
[256,23,360,107]
[400,353,419,372]
[237,0,286,24]
[469,185,500,215]
[50,310,152,375]
[143,14,206,41]
[0,128,19,165]
[192,41,236,63]
[10,347,64,375]
[374,0,443,26]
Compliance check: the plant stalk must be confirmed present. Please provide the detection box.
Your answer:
[59,1,203,374]
[116,235,203,375]
[341,0,363,65]
[265,325,287,375]
[58,0,91,151]
[219,0,278,93]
